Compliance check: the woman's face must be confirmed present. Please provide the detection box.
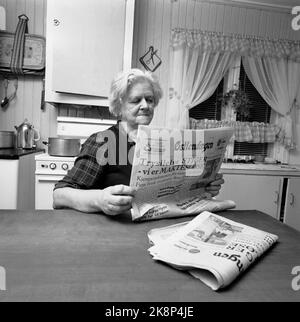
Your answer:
[121,80,155,129]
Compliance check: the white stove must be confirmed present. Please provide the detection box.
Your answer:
[34,117,116,210]
[35,153,76,210]
[35,153,76,175]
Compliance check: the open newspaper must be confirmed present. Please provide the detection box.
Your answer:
[130,125,235,221]
[148,211,278,290]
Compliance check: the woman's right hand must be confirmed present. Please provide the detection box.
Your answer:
[97,184,136,216]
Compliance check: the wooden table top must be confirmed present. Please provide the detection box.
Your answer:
[0,209,299,302]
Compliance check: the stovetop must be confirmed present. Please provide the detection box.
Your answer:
[35,153,77,161]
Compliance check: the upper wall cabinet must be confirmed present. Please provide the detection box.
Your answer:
[45,0,135,106]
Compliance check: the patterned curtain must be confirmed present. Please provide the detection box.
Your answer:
[242,56,300,151]
[166,29,239,129]
[169,29,300,152]
[190,118,281,144]
[171,28,300,62]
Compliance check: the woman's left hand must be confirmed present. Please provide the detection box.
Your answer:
[205,173,224,197]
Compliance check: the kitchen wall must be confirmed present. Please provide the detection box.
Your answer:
[0,0,300,162]
[0,0,56,147]
[132,0,300,163]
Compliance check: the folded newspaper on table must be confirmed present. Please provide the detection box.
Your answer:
[148,211,278,290]
[130,125,235,221]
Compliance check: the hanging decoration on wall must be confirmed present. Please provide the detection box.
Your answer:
[139,46,162,72]
[0,14,45,76]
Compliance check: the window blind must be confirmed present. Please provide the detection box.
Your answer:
[189,79,223,121]
[234,62,272,156]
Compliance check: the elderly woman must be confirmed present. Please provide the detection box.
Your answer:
[53,68,224,216]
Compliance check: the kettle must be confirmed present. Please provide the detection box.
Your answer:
[15,119,40,149]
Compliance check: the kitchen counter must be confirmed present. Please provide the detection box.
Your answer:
[0,148,45,159]
[0,209,299,302]
[221,162,300,176]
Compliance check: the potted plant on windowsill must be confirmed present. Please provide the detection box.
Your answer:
[218,87,252,121]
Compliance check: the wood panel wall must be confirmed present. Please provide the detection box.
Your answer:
[132,0,300,128]
[0,0,299,152]
[0,0,57,147]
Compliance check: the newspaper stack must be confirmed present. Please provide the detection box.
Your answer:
[148,211,278,290]
[130,125,235,221]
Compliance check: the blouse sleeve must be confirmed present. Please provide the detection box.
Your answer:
[54,133,106,190]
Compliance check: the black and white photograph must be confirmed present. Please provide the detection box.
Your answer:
[0,0,300,307]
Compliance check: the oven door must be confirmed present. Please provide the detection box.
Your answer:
[35,174,64,210]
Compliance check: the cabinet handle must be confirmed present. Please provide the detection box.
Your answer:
[274,191,279,204]
[289,193,295,206]
[53,19,60,26]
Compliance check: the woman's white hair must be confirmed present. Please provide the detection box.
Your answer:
[108,68,163,118]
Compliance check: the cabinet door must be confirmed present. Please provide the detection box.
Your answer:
[284,178,300,232]
[0,160,18,209]
[45,0,135,105]
[53,0,125,97]
[35,175,62,210]
[218,174,282,219]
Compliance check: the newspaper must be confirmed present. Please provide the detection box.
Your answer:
[148,211,278,291]
[130,125,235,221]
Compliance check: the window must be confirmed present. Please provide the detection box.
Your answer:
[189,60,274,159]
[234,62,272,157]
[189,79,224,121]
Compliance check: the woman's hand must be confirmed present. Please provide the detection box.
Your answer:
[97,184,136,216]
[205,173,224,197]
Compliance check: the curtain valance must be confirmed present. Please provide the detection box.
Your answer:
[171,28,300,62]
[190,118,282,144]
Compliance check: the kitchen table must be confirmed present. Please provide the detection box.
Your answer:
[0,209,299,302]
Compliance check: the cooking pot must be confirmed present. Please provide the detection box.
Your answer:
[0,131,15,148]
[43,138,81,157]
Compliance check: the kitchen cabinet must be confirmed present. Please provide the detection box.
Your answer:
[218,165,300,232]
[218,174,282,219]
[45,0,135,106]
[0,159,19,209]
[283,177,300,232]
[0,149,44,209]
